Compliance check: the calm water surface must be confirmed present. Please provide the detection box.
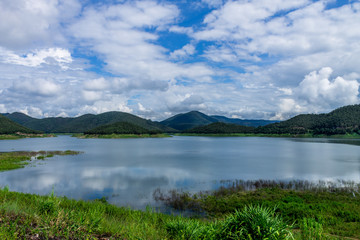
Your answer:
[1,136,360,209]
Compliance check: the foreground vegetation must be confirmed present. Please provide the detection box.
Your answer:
[155,179,360,239]
[0,151,80,171]
[1,182,358,239]
[2,187,345,240]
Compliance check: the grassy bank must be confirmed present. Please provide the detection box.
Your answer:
[74,133,171,139]
[0,134,55,140]
[154,179,360,239]
[0,151,81,172]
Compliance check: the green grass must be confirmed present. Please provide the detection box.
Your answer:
[0,151,81,172]
[0,134,56,140]
[74,133,171,138]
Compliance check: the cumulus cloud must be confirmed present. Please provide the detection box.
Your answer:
[1,0,360,120]
[297,67,359,107]
[274,67,360,120]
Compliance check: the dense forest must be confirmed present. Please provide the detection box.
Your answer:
[184,122,255,134]
[256,105,360,135]
[84,121,161,135]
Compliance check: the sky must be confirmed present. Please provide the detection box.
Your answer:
[0,0,360,120]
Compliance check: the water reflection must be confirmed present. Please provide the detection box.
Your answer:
[0,136,360,209]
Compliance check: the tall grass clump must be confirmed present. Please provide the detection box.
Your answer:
[166,205,293,240]
[218,205,293,240]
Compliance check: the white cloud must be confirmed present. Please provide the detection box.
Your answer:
[170,44,196,59]
[12,78,61,97]
[1,47,72,68]
[0,0,80,49]
[82,90,103,102]
[83,77,110,91]
[19,106,44,118]
[0,104,6,113]
[297,67,359,106]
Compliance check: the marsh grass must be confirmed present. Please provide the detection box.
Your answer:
[154,179,360,239]
[0,150,81,172]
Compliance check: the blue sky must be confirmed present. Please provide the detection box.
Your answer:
[0,0,360,120]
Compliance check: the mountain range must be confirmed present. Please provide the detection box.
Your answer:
[3,104,360,136]
[2,111,276,133]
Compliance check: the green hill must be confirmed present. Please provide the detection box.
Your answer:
[184,122,255,134]
[161,111,218,131]
[0,114,40,134]
[84,121,161,135]
[5,112,175,133]
[257,104,360,135]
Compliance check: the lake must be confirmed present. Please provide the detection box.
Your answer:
[1,135,360,209]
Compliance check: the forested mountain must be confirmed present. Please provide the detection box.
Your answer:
[160,111,217,131]
[84,122,161,135]
[160,111,277,131]
[184,122,255,134]
[257,104,360,135]
[4,112,175,133]
[211,115,278,127]
[0,114,40,134]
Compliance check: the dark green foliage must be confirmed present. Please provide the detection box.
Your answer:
[257,104,360,136]
[211,115,279,127]
[0,114,40,134]
[5,111,175,133]
[84,121,161,135]
[184,122,255,134]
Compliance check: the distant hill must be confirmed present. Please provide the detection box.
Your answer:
[4,112,175,133]
[161,111,277,131]
[0,114,40,134]
[84,121,161,135]
[211,115,278,127]
[161,111,217,131]
[184,122,255,134]
[257,104,360,135]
